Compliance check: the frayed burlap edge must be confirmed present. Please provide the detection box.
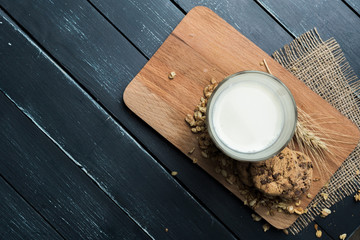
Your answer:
[273,28,360,235]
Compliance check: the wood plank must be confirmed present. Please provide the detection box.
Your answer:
[0,11,236,240]
[0,93,149,240]
[0,178,63,240]
[258,0,360,76]
[124,6,360,229]
[89,0,184,58]
[174,0,294,54]
[344,0,360,15]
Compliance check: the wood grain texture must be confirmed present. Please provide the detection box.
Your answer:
[124,6,360,229]
[0,93,149,240]
[174,0,294,54]
[0,11,236,240]
[344,0,360,15]
[89,0,184,58]
[0,178,63,240]
[258,0,360,76]
[0,0,147,101]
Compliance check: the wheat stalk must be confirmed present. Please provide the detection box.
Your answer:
[290,107,356,178]
[289,107,332,178]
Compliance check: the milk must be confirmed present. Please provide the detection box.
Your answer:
[212,80,284,153]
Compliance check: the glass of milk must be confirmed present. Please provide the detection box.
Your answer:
[207,71,297,162]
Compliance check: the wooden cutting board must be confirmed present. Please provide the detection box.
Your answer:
[123,6,360,229]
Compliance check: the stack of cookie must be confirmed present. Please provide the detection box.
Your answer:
[237,147,313,200]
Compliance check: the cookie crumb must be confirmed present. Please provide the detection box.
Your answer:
[251,213,262,222]
[294,207,304,215]
[168,71,176,79]
[192,157,198,164]
[320,208,331,217]
[354,192,360,201]
[295,200,301,206]
[226,174,236,185]
[283,229,289,235]
[221,169,227,178]
[188,147,195,154]
[171,171,178,176]
[314,224,318,230]
[339,233,347,240]
[201,151,208,158]
[165,228,168,232]
[262,223,270,232]
[316,230,322,238]
[321,193,329,201]
[287,205,295,214]
[249,199,257,207]
[259,61,264,66]
[307,193,313,199]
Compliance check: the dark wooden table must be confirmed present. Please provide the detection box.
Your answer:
[1,1,360,239]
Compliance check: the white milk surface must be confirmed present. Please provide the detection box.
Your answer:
[212,81,284,153]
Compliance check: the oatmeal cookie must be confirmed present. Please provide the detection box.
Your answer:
[250,147,313,199]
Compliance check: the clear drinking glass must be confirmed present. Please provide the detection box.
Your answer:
[206,71,297,162]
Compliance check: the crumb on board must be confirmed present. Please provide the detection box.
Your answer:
[283,229,289,235]
[201,151,208,158]
[171,171,178,176]
[188,147,195,154]
[168,71,176,79]
[294,207,304,215]
[165,228,168,232]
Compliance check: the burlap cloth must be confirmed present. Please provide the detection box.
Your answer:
[272,28,360,234]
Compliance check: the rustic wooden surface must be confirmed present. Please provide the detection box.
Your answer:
[124,6,360,229]
[1,0,360,239]
[0,11,235,240]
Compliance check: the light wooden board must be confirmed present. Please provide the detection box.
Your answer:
[124,6,360,229]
